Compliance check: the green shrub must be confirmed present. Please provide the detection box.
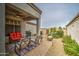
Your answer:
[51,30,64,39]
[49,27,64,39]
[63,35,79,56]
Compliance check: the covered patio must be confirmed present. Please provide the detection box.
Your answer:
[5,3,42,56]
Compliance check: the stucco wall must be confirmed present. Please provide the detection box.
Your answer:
[0,3,5,55]
[21,20,37,37]
[67,17,79,43]
[25,23,37,35]
[41,29,47,35]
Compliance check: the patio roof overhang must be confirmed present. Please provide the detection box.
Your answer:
[6,3,42,21]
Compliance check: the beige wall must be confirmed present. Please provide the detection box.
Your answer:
[40,28,48,39]
[67,17,79,43]
[41,29,47,35]
[63,29,67,36]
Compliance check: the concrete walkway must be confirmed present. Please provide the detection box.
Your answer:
[26,35,52,56]
[46,38,65,56]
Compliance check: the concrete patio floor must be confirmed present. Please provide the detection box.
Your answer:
[12,38,66,56]
[25,35,52,56]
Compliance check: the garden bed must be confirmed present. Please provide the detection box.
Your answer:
[63,36,79,56]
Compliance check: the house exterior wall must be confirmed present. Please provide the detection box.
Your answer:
[21,20,37,37]
[41,29,47,35]
[0,3,5,55]
[25,23,37,35]
[40,28,48,40]
[67,16,79,43]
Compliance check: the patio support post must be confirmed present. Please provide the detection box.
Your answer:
[36,18,41,44]
[37,19,40,36]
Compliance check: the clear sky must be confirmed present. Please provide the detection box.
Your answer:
[35,3,79,28]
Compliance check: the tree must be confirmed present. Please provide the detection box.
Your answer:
[58,26,62,31]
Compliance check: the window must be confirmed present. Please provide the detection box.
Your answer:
[5,20,21,36]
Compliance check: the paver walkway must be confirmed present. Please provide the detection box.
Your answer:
[46,38,65,56]
[26,35,52,56]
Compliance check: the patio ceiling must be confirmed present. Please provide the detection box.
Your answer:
[6,4,38,21]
